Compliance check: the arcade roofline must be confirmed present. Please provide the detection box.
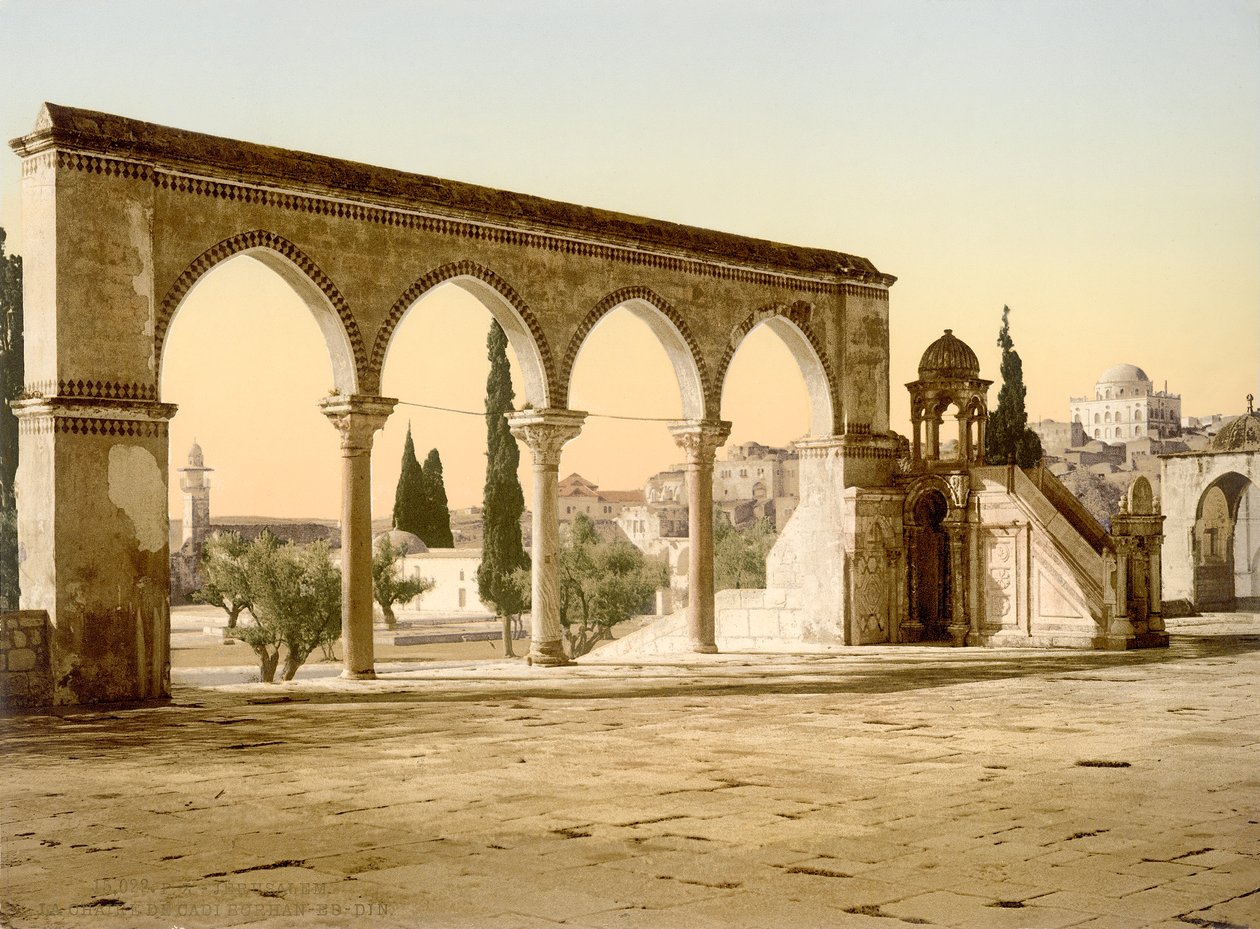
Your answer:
[10,103,896,288]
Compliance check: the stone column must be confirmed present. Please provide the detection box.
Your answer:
[946,523,970,646]
[911,413,922,461]
[321,395,397,680]
[1148,544,1165,632]
[508,409,586,666]
[975,415,987,464]
[926,415,940,461]
[669,420,732,653]
[902,526,923,643]
[956,411,970,462]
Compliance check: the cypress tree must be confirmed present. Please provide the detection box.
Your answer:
[477,322,529,656]
[985,305,1043,468]
[419,448,454,548]
[392,424,425,537]
[0,229,22,610]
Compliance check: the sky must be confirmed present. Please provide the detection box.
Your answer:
[1,0,1257,519]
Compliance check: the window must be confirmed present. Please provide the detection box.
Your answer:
[1094,414,1100,424]
[458,589,466,608]
[459,570,465,581]
[1095,428,1100,437]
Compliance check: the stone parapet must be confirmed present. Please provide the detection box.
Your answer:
[0,611,53,709]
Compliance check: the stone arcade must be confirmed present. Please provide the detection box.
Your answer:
[8,104,892,704]
[7,105,1165,706]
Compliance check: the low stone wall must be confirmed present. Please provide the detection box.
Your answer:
[1,610,53,709]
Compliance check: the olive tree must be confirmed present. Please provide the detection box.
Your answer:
[194,531,253,628]
[228,535,342,682]
[373,534,435,628]
[510,514,667,659]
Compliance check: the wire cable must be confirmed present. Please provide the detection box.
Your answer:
[393,399,682,423]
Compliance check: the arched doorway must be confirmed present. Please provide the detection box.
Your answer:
[1194,472,1260,610]
[909,489,951,641]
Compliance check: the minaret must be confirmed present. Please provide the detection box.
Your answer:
[178,440,213,553]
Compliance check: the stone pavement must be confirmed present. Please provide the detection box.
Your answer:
[3,617,1259,929]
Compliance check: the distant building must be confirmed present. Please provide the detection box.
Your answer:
[1070,364,1181,442]
[1031,419,1085,454]
[616,442,802,589]
[374,529,492,615]
[557,473,645,534]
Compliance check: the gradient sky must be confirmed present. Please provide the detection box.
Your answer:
[1,0,1256,518]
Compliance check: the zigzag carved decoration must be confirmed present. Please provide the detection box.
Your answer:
[368,261,556,403]
[557,286,712,414]
[713,302,840,433]
[154,231,367,388]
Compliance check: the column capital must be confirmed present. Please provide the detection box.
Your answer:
[508,408,586,468]
[320,394,397,453]
[668,419,732,465]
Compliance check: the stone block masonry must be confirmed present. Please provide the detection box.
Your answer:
[0,610,53,709]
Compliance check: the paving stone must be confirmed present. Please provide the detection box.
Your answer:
[4,630,1259,928]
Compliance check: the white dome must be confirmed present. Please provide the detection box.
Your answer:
[1097,363,1150,385]
[373,529,427,554]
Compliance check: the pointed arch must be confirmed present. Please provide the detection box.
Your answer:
[371,261,554,407]
[559,287,709,419]
[156,230,364,394]
[715,302,839,436]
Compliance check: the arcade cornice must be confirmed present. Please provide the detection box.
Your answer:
[10,104,897,294]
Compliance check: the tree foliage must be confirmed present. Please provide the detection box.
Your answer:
[372,534,435,628]
[0,228,22,610]
[509,514,668,659]
[223,534,342,683]
[1059,468,1123,531]
[985,305,1043,468]
[193,531,253,628]
[392,425,425,537]
[714,515,777,591]
[477,322,529,655]
[418,448,454,548]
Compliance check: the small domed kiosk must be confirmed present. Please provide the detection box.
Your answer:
[906,330,992,465]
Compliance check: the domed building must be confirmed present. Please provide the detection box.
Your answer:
[1069,363,1182,442]
[906,329,991,464]
[1161,400,1260,611]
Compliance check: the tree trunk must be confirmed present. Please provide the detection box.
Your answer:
[382,601,396,629]
[227,605,242,629]
[281,647,311,681]
[502,613,515,657]
[254,646,279,683]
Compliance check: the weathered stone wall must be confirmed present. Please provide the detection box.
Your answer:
[0,610,53,709]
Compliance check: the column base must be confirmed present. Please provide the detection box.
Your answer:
[529,640,570,667]
[692,643,719,654]
[898,621,924,643]
[947,623,970,647]
[340,669,378,681]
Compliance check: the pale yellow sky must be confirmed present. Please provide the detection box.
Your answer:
[3,2,1257,520]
